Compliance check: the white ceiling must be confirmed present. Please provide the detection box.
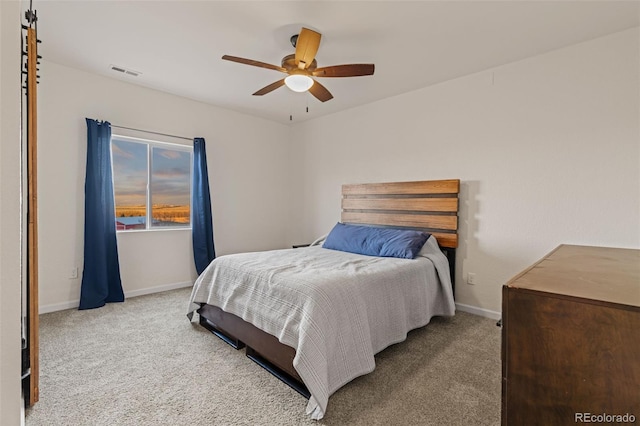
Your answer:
[32,1,639,125]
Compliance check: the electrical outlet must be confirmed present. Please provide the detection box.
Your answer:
[69,267,78,280]
[467,272,477,285]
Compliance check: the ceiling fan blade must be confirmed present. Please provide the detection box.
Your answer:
[312,64,375,78]
[308,80,333,102]
[252,79,286,96]
[295,28,321,69]
[222,55,286,73]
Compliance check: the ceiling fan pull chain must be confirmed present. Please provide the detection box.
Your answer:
[289,94,293,121]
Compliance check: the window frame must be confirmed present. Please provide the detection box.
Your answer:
[111,134,193,232]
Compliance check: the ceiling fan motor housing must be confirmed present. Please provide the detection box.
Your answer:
[281,54,317,72]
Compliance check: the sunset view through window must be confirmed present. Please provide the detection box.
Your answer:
[111,137,191,230]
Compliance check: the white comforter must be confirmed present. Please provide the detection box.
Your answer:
[187,236,455,419]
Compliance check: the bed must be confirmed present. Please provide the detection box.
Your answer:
[187,179,460,419]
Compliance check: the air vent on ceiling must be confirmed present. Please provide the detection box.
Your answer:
[110,64,141,77]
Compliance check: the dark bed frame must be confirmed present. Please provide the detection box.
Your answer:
[197,179,460,398]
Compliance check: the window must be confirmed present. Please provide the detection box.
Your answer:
[111,135,192,231]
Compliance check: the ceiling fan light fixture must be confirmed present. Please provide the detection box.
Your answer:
[284,74,314,92]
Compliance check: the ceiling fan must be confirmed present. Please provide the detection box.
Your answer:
[222,27,375,102]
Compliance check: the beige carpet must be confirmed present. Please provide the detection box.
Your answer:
[26,288,501,425]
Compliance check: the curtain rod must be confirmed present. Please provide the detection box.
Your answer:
[110,124,193,142]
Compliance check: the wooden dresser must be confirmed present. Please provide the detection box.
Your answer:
[501,245,640,425]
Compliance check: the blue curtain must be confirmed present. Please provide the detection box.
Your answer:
[192,137,216,275]
[79,119,124,309]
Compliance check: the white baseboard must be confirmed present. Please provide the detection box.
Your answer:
[455,302,501,320]
[125,280,193,299]
[41,284,500,320]
[39,281,194,314]
[39,300,79,314]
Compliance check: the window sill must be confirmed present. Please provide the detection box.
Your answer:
[116,227,192,234]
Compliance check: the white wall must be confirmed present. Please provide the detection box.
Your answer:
[0,1,25,424]
[289,28,640,315]
[33,27,640,316]
[38,61,292,312]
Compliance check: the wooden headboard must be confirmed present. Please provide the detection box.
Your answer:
[341,179,460,248]
[341,179,460,292]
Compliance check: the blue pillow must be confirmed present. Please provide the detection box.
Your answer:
[323,223,430,259]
